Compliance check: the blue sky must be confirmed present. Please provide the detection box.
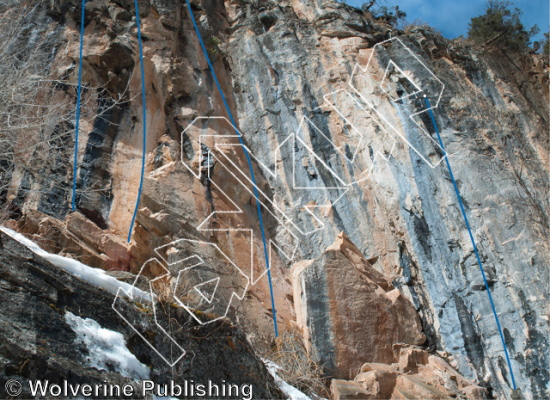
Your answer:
[344,0,549,42]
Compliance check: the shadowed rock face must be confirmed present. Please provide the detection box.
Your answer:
[0,0,548,398]
[0,230,283,399]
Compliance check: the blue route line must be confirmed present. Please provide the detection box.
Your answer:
[425,97,516,390]
[185,0,278,336]
[127,0,147,243]
[72,0,85,211]
[71,0,146,244]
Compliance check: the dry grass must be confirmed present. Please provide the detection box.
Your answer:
[403,19,431,34]
[150,275,174,303]
[264,323,329,399]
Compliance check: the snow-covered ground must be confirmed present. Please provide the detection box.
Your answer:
[264,360,314,400]
[0,226,152,302]
[2,226,322,400]
[65,311,150,380]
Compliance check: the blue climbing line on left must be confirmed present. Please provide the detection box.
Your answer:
[71,0,85,211]
[425,97,517,390]
[127,0,147,243]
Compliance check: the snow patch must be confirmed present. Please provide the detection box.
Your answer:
[0,226,152,302]
[264,360,313,400]
[64,311,150,381]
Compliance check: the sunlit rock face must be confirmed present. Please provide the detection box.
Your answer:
[1,0,548,398]
[293,233,426,379]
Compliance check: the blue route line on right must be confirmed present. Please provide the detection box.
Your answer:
[71,0,85,211]
[425,97,516,390]
[185,0,278,337]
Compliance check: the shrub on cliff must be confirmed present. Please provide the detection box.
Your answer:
[542,31,549,55]
[373,5,406,27]
[468,0,540,51]
[353,1,406,28]
[0,2,125,220]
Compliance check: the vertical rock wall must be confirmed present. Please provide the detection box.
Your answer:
[1,0,548,398]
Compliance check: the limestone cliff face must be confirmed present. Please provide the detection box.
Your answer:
[1,0,548,399]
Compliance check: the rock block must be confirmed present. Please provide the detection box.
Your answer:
[331,379,375,400]
[355,366,398,398]
[399,348,429,373]
[294,233,426,379]
[461,384,487,399]
[394,375,453,400]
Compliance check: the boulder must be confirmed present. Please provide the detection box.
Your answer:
[394,375,453,400]
[355,363,399,398]
[391,387,421,399]
[427,355,472,389]
[461,385,487,399]
[398,348,429,373]
[331,379,374,400]
[293,233,425,379]
[347,356,484,399]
